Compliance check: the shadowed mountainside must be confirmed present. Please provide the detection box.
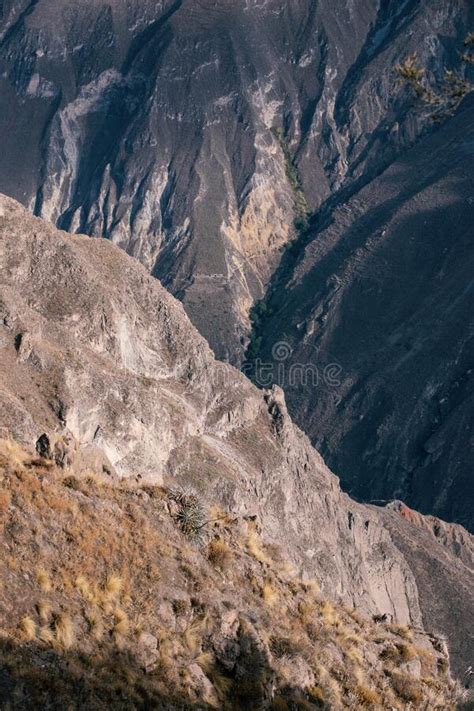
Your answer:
[246,94,474,533]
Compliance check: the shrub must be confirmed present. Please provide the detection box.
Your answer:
[168,489,207,538]
[20,615,36,640]
[172,599,188,616]
[356,683,382,706]
[396,48,473,120]
[270,635,300,658]
[395,54,424,81]
[36,601,52,623]
[85,608,104,640]
[105,574,122,600]
[381,642,416,663]
[465,32,474,46]
[262,579,278,606]
[114,608,129,636]
[390,671,423,704]
[184,613,208,654]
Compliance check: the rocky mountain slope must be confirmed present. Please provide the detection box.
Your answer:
[0,441,462,710]
[0,0,472,364]
[0,196,473,698]
[247,93,474,533]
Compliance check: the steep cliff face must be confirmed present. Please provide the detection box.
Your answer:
[0,0,471,362]
[0,195,473,682]
[248,95,474,533]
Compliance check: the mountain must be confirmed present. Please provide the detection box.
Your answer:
[0,1,473,702]
[0,0,472,364]
[247,93,474,533]
[0,196,473,702]
[0,0,473,535]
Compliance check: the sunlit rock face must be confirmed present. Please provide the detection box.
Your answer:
[0,0,470,362]
[0,194,473,679]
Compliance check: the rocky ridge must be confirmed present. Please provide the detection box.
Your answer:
[0,195,473,688]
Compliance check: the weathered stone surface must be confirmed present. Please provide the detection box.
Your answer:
[0,195,472,680]
[137,632,159,672]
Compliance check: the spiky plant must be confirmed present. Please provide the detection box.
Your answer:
[168,489,207,538]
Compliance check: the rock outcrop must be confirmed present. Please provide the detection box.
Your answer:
[0,195,472,685]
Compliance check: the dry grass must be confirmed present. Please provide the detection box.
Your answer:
[114,608,129,637]
[390,670,423,704]
[196,651,232,696]
[75,574,94,602]
[389,623,413,642]
[0,439,33,468]
[36,568,52,593]
[356,683,382,706]
[207,538,232,569]
[184,614,208,654]
[54,613,75,650]
[105,574,122,600]
[38,626,55,644]
[262,579,278,606]
[36,601,52,623]
[0,440,461,710]
[346,645,364,666]
[85,608,104,641]
[20,615,36,640]
[320,600,341,628]
[381,641,417,664]
[246,527,273,566]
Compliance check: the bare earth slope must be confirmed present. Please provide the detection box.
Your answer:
[0,195,473,684]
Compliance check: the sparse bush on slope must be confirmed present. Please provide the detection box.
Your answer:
[395,35,474,121]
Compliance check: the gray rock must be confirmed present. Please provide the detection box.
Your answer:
[0,195,472,680]
[137,632,159,673]
[249,95,474,534]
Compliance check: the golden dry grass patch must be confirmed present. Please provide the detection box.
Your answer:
[36,568,52,593]
[207,538,232,569]
[19,615,36,640]
[54,613,75,650]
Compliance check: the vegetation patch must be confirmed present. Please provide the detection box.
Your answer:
[395,38,473,121]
